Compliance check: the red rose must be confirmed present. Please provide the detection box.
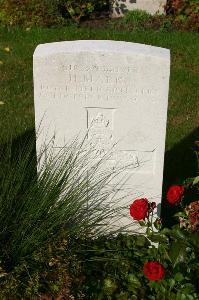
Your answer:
[166,185,184,205]
[130,198,149,221]
[143,261,165,281]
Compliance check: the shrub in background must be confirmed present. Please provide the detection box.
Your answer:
[165,0,199,30]
[0,0,65,26]
[0,0,109,26]
[58,0,109,23]
[114,5,198,32]
[166,0,199,17]
[0,0,198,29]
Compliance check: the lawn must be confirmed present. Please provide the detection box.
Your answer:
[0,26,198,183]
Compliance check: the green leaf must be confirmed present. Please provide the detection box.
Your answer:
[161,228,171,235]
[149,281,160,289]
[193,176,199,185]
[183,177,195,186]
[146,227,152,236]
[176,293,187,300]
[103,278,117,294]
[135,235,148,247]
[149,234,169,244]
[169,241,187,267]
[170,227,186,240]
[181,283,195,294]
[75,7,81,14]
[138,221,146,226]
[127,274,141,288]
[174,272,184,282]
[174,212,187,218]
[168,278,176,289]
[189,233,199,248]
[68,7,75,16]
[158,245,171,261]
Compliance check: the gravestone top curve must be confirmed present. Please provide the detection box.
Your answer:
[34,40,170,60]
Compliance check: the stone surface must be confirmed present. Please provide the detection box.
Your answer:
[33,40,170,230]
[111,0,166,17]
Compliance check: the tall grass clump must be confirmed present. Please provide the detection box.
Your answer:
[122,9,153,30]
[0,134,129,269]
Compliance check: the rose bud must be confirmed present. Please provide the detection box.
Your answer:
[151,202,157,209]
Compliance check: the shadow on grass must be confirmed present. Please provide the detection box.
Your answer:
[0,129,37,188]
[162,127,199,227]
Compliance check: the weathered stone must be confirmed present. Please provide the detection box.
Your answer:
[33,40,170,229]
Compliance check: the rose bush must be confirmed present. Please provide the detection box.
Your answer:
[73,176,199,299]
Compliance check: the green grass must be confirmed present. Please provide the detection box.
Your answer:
[0,134,127,267]
[0,26,198,151]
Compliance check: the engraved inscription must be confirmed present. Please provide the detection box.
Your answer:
[56,63,137,73]
[37,62,160,103]
[109,149,156,174]
[86,107,116,156]
[85,107,156,174]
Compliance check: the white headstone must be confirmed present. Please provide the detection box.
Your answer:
[33,40,170,229]
[112,0,166,17]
